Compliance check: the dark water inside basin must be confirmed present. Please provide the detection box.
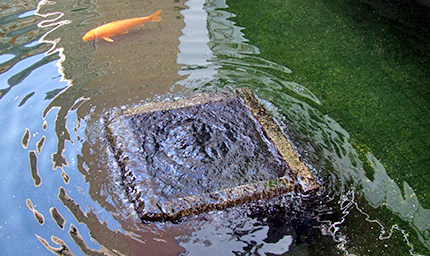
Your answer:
[1,0,430,255]
[127,97,287,193]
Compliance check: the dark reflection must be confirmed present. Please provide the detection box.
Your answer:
[49,207,66,230]
[29,150,42,187]
[248,195,315,249]
[36,234,74,256]
[21,128,30,148]
[44,86,67,100]
[177,194,330,255]
[26,198,45,225]
[0,43,52,76]
[360,0,430,50]
[18,91,35,106]
[8,53,59,86]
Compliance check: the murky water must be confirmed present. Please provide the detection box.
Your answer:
[1,0,429,255]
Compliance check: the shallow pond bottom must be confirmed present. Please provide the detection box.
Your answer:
[104,88,318,222]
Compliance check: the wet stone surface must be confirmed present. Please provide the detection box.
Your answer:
[130,96,289,194]
[104,88,317,222]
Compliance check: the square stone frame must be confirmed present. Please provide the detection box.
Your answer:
[104,87,318,222]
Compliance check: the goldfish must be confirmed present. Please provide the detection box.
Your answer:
[82,9,162,42]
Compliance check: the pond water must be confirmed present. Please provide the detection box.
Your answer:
[1,0,429,255]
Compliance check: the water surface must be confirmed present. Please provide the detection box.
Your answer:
[0,0,429,255]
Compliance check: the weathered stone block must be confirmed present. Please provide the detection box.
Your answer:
[104,87,318,222]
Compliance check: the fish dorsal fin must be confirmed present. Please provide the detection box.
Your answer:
[103,37,114,42]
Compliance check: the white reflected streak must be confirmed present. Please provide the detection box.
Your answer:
[178,0,215,66]
[363,153,430,251]
[316,189,421,255]
[18,10,36,18]
[284,81,321,105]
[314,190,351,254]
[177,0,218,86]
[35,0,71,85]
[0,54,15,64]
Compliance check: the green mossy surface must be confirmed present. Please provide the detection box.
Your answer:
[227,0,430,208]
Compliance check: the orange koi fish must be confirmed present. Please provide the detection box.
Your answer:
[82,9,162,42]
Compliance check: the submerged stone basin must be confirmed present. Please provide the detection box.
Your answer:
[104,87,318,222]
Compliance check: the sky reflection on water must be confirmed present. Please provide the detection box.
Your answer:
[0,0,429,255]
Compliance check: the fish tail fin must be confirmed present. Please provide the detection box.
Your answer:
[149,9,162,22]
